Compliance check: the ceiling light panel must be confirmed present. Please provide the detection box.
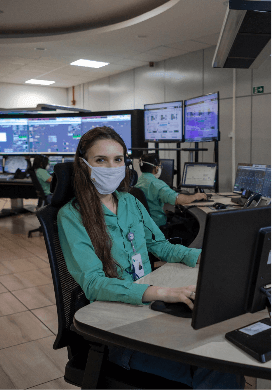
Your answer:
[70,59,109,68]
[25,79,55,85]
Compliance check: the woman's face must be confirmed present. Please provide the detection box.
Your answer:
[86,139,125,173]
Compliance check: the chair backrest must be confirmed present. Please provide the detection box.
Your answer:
[128,187,151,215]
[28,169,47,202]
[36,162,89,350]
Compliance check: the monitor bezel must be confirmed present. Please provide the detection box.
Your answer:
[180,162,218,190]
[183,91,219,143]
[144,100,183,143]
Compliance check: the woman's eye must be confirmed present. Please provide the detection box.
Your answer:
[115,158,123,162]
[96,158,105,163]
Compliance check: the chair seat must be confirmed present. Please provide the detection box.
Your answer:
[65,350,192,389]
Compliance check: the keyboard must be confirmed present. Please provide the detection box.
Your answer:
[0,175,14,181]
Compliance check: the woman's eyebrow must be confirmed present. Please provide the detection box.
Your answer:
[93,155,124,158]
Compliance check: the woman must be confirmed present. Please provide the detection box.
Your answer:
[135,153,207,227]
[32,155,53,204]
[57,126,244,389]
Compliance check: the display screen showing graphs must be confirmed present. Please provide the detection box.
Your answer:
[184,92,219,142]
[0,114,132,154]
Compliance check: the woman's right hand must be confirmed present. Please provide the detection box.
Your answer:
[142,285,196,310]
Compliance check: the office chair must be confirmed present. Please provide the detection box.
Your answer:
[36,162,192,389]
[28,169,49,237]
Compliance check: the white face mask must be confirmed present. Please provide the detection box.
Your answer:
[81,158,126,195]
[154,167,162,179]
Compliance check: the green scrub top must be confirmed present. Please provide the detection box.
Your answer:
[57,191,201,306]
[135,172,178,227]
[35,168,51,196]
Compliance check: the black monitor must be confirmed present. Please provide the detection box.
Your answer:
[0,156,3,173]
[184,92,219,143]
[192,206,271,330]
[180,162,217,190]
[233,163,270,196]
[47,156,63,174]
[4,155,28,173]
[144,101,183,143]
[0,118,29,153]
[28,117,81,154]
[159,159,174,188]
[247,227,271,314]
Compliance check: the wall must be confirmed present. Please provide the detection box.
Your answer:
[69,46,271,192]
[0,82,68,109]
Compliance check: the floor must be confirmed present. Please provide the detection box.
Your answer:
[0,198,267,389]
[0,198,77,389]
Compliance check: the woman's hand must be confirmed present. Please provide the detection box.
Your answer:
[142,285,196,310]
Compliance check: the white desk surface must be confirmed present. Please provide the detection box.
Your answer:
[74,263,270,378]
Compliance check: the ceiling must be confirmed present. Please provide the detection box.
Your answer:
[0,0,228,88]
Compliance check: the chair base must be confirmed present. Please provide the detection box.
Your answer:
[28,226,43,237]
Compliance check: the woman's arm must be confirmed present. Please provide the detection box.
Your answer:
[142,285,196,309]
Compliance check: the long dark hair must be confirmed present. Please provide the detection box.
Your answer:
[73,126,130,279]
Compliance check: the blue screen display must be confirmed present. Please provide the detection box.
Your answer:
[29,117,81,153]
[184,92,219,142]
[82,115,132,152]
[0,118,28,153]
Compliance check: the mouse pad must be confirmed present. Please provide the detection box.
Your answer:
[151,300,193,318]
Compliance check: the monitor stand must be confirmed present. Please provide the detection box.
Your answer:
[150,300,193,318]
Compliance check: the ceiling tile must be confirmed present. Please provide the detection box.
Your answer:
[193,33,220,46]
[167,40,211,52]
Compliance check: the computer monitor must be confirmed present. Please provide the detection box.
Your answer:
[184,92,219,143]
[233,163,270,196]
[82,114,132,154]
[63,157,75,163]
[0,118,29,153]
[144,101,183,143]
[4,155,28,173]
[0,156,3,173]
[180,162,217,190]
[192,206,271,330]
[47,156,63,174]
[247,226,271,314]
[28,117,81,153]
[159,159,174,188]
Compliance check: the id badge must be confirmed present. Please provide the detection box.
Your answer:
[132,253,145,279]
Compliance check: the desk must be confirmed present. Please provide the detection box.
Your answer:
[0,178,37,216]
[74,263,270,380]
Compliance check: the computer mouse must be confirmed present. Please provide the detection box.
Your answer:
[213,202,227,210]
[150,300,193,318]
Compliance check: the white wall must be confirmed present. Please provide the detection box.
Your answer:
[0,82,68,108]
[69,45,271,192]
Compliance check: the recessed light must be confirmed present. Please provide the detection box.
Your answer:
[70,59,109,68]
[35,47,46,51]
[25,79,55,85]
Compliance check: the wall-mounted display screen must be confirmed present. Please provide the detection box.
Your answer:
[0,110,145,157]
[29,117,81,153]
[184,92,219,142]
[144,101,183,142]
[0,118,28,153]
[82,114,132,153]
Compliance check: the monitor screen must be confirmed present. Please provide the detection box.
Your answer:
[0,156,3,173]
[0,118,28,153]
[144,101,183,143]
[262,165,271,198]
[159,159,174,188]
[233,164,269,195]
[28,117,81,153]
[47,156,63,174]
[184,92,219,143]
[63,157,75,163]
[82,114,132,154]
[4,155,28,173]
[181,162,217,189]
